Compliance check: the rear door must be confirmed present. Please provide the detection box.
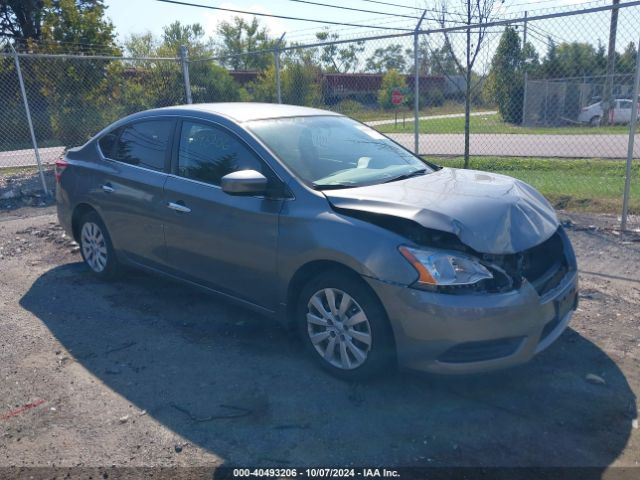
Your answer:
[162,119,284,310]
[97,118,175,267]
[615,100,633,124]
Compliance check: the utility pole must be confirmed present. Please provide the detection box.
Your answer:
[179,45,192,104]
[521,11,528,125]
[414,10,427,155]
[602,0,620,125]
[274,32,286,104]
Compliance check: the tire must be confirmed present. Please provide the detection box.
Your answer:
[78,211,119,280]
[590,115,601,127]
[296,269,395,380]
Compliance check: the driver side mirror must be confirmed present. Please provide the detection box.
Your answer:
[221,170,268,196]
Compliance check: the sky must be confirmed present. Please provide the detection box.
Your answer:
[104,0,613,42]
[103,0,640,71]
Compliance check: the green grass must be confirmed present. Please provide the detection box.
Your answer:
[377,113,635,135]
[344,102,466,123]
[429,156,639,214]
[0,165,43,175]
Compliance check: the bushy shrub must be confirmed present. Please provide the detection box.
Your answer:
[423,88,445,107]
[377,69,407,110]
[336,99,364,115]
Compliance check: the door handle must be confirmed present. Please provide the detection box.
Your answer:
[167,202,191,213]
[102,184,115,193]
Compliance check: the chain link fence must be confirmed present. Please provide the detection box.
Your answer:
[1,2,639,229]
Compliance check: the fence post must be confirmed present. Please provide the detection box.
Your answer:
[414,11,427,155]
[544,80,549,124]
[12,46,49,196]
[274,33,286,104]
[522,72,528,125]
[179,45,192,104]
[620,37,640,231]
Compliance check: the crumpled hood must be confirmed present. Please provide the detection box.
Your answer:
[324,168,559,254]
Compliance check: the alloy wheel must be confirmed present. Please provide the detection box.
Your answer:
[80,222,108,273]
[306,288,372,370]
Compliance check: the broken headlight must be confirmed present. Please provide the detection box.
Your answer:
[399,246,493,287]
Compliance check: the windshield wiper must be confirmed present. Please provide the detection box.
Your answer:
[382,169,428,183]
[312,183,359,190]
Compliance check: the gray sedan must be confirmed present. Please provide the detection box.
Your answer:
[56,103,578,379]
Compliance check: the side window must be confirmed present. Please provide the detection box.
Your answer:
[113,120,173,171]
[177,121,268,186]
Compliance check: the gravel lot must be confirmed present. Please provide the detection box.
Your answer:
[0,203,639,476]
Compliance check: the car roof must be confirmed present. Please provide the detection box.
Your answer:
[154,102,343,122]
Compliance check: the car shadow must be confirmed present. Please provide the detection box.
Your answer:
[20,262,637,468]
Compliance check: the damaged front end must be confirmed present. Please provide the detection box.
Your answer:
[336,208,573,296]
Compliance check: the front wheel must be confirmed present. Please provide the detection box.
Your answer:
[590,115,601,127]
[296,269,395,380]
[78,211,119,279]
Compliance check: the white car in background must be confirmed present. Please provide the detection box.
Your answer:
[578,98,639,126]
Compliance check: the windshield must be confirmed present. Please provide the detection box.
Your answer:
[246,115,433,189]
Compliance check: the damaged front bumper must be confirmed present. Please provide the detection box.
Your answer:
[364,269,578,374]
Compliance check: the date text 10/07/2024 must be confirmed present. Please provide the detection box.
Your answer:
[231,468,401,478]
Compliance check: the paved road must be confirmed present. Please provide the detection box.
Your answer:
[388,133,638,159]
[0,146,64,168]
[0,132,637,168]
[365,110,497,126]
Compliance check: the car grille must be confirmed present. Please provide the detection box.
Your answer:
[540,316,562,342]
[437,336,525,364]
[520,231,568,296]
[478,229,569,296]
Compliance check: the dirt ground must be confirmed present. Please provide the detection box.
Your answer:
[0,202,639,477]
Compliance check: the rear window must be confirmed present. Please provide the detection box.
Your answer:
[112,120,173,171]
[98,130,119,157]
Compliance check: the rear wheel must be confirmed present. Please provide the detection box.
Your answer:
[590,115,601,126]
[78,211,119,279]
[296,269,395,380]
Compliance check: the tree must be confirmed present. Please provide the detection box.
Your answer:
[191,63,244,103]
[8,0,120,146]
[405,35,462,77]
[123,31,157,57]
[123,22,242,109]
[0,1,119,148]
[377,69,407,110]
[365,44,407,73]
[0,0,44,41]
[247,57,322,106]
[617,41,637,75]
[485,27,523,124]
[437,0,499,168]
[0,0,117,53]
[283,61,322,106]
[429,44,462,76]
[160,21,212,57]
[216,16,275,70]
[315,29,365,73]
[246,65,277,102]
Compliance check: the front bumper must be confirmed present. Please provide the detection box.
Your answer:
[365,270,578,374]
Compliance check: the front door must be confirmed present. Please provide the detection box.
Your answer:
[162,120,284,310]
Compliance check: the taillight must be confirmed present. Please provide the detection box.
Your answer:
[54,157,69,182]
